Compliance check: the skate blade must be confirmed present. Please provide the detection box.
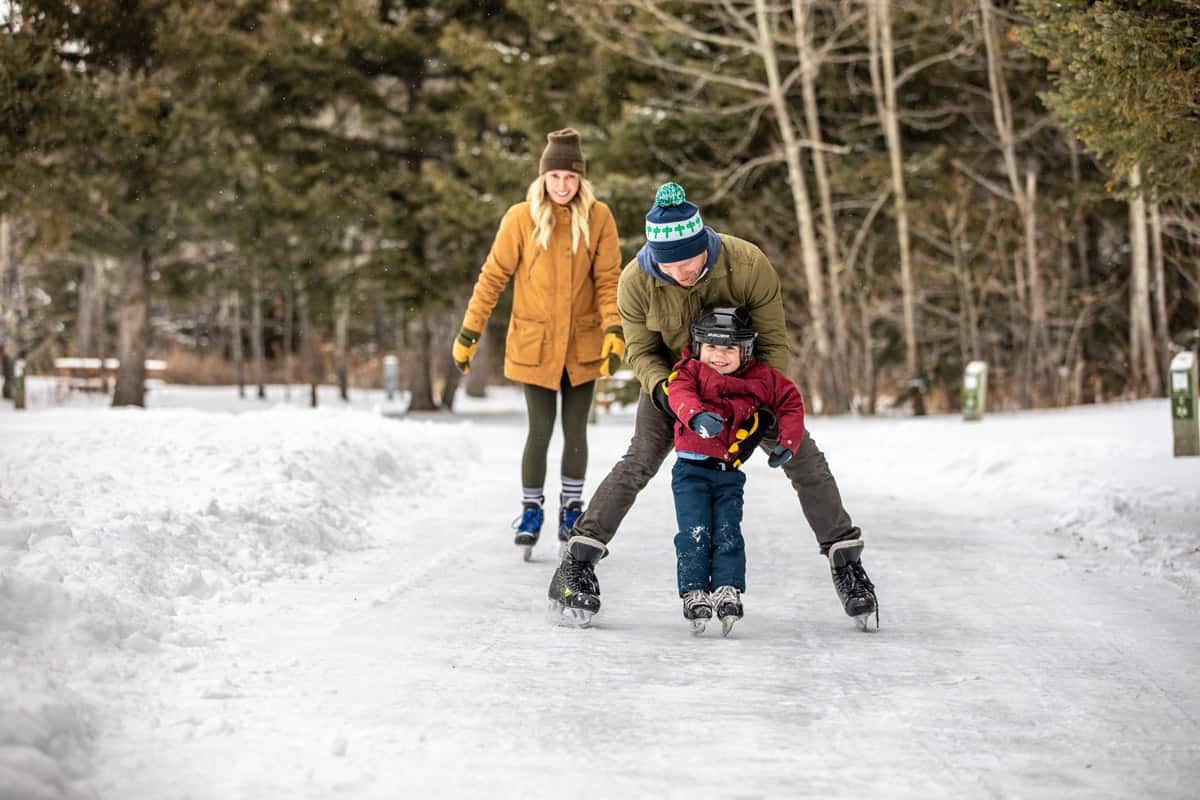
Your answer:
[689,618,708,636]
[720,616,739,637]
[853,613,878,632]
[519,544,533,562]
[547,600,594,628]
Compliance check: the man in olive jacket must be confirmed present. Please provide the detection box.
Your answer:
[549,182,878,630]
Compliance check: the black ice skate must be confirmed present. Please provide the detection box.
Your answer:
[681,589,714,636]
[828,540,879,631]
[512,502,544,562]
[710,585,743,637]
[547,537,604,627]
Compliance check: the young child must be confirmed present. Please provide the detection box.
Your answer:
[666,305,806,635]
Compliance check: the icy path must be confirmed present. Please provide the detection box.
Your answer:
[81,403,1200,799]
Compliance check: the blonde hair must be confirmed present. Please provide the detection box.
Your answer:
[526,175,596,255]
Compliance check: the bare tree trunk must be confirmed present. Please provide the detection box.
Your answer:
[296,278,319,408]
[948,200,980,362]
[112,248,150,408]
[1059,299,1094,407]
[97,258,111,392]
[283,281,294,401]
[372,296,389,354]
[857,297,876,415]
[251,265,266,399]
[0,213,19,401]
[1023,167,1045,341]
[75,257,100,357]
[754,0,834,409]
[1022,165,1047,401]
[1191,224,1200,338]
[406,315,437,411]
[795,0,849,411]
[230,286,245,398]
[981,0,1048,403]
[1069,136,1090,290]
[870,0,919,384]
[855,241,880,417]
[1128,165,1159,394]
[438,312,464,410]
[335,291,350,402]
[465,328,493,398]
[1149,199,1169,392]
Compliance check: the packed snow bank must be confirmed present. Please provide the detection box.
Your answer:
[809,399,1200,589]
[0,405,474,799]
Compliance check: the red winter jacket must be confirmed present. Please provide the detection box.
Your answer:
[668,349,806,466]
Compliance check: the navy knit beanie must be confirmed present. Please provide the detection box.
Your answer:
[644,182,707,263]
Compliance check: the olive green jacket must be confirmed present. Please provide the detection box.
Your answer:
[617,233,789,394]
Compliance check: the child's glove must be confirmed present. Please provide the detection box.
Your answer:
[452,327,481,374]
[767,444,794,468]
[689,411,725,439]
[599,326,624,377]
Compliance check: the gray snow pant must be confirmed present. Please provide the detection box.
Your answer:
[568,391,861,557]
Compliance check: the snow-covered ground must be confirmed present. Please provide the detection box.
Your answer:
[2,380,1198,799]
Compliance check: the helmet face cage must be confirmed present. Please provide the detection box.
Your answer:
[690,306,758,363]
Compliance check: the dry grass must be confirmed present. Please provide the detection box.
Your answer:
[159,348,396,388]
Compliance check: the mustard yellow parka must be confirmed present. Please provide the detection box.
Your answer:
[462,200,622,390]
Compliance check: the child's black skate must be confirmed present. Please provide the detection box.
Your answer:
[512,502,544,562]
[710,585,743,637]
[547,538,603,627]
[828,540,878,631]
[681,590,713,635]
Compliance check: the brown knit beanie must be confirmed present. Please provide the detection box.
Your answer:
[538,128,586,176]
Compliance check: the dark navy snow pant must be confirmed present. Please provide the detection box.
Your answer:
[671,459,747,595]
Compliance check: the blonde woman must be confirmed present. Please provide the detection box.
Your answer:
[452,128,624,560]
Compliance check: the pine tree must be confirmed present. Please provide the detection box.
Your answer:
[1019,0,1200,198]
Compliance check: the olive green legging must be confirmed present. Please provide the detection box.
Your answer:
[522,371,595,490]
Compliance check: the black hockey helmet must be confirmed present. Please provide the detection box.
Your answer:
[690,305,758,361]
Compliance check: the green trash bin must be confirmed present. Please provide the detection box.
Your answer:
[1170,351,1198,457]
[962,360,987,422]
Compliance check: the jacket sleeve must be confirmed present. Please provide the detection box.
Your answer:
[618,267,672,394]
[462,205,525,334]
[741,247,789,374]
[666,360,707,428]
[769,369,807,453]
[591,205,622,331]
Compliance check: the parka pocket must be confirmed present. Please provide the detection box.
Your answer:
[645,306,684,336]
[508,315,546,366]
[574,312,605,364]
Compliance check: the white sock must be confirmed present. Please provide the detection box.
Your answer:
[560,476,584,508]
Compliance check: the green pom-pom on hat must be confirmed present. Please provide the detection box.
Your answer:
[655,182,686,207]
